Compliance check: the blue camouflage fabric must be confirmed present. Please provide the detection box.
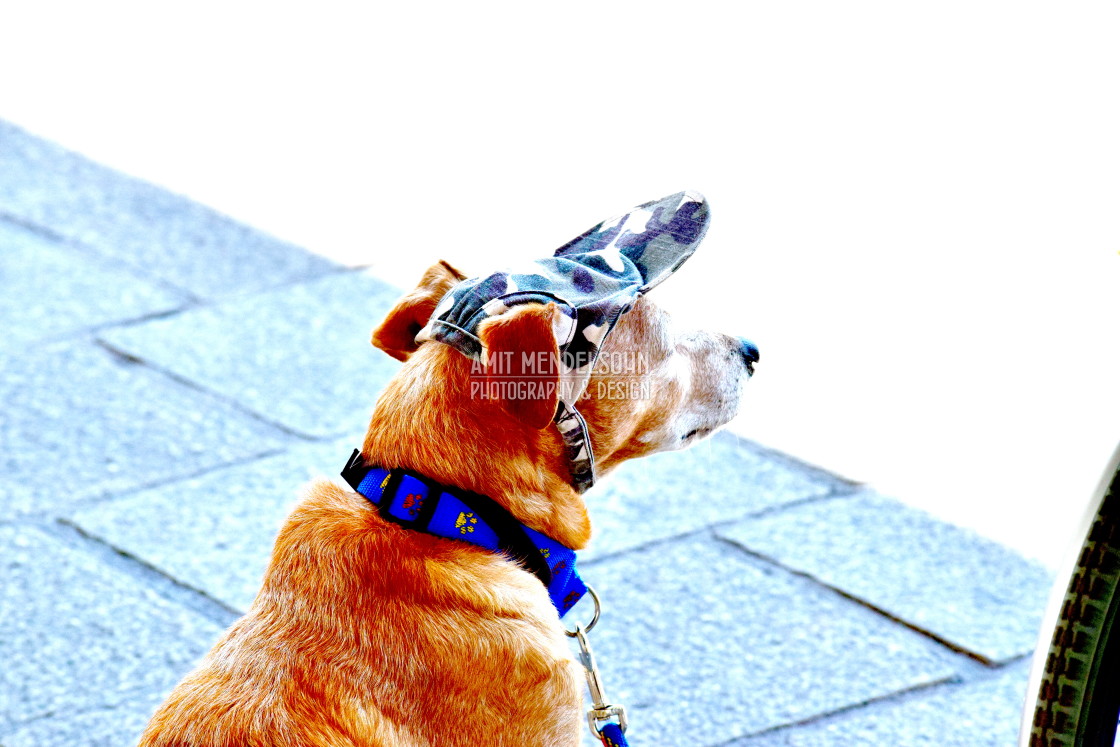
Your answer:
[416,190,710,492]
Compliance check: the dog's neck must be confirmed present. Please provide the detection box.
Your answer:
[361,344,592,550]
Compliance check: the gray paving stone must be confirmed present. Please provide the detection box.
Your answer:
[99,270,404,438]
[582,433,848,562]
[0,341,291,518]
[0,120,337,300]
[717,492,1052,664]
[0,691,164,747]
[735,661,1030,746]
[0,218,186,349]
[68,437,363,612]
[573,536,960,745]
[0,525,223,738]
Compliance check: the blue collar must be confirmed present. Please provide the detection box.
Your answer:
[341,449,587,618]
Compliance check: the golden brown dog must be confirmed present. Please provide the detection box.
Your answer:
[139,259,754,746]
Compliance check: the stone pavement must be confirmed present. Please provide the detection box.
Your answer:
[0,119,1053,746]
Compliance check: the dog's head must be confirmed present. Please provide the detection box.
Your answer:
[370,193,757,487]
[575,292,756,476]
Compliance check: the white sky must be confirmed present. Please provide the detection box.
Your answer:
[2,2,1118,568]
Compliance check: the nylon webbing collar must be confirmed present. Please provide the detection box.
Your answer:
[341,449,588,618]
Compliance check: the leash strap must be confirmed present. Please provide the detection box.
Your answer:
[599,723,629,747]
[342,449,588,617]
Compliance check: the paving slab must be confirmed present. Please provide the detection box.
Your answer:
[717,492,1052,664]
[735,660,1030,746]
[99,270,404,438]
[0,341,292,518]
[0,218,186,349]
[573,536,961,746]
[0,525,223,739]
[582,433,850,562]
[69,437,363,612]
[0,691,165,747]
[0,120,337,300]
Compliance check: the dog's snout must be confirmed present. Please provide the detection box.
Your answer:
[736,337,759,374]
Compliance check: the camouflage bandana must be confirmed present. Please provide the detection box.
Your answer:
[417,190,710,492]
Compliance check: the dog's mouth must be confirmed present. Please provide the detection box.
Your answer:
[681,426,714,443]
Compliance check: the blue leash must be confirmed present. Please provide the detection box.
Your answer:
[599,723,629,746]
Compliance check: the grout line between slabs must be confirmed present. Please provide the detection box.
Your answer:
[582,489,860,568]
[712,532,1001,667]
[727,434,864,496]
[712,652,1034,746]
[93,338,320,443]
[710,673,963,746]
[0,209,205,304]
[45,518,242,629]
[61,446,296,514]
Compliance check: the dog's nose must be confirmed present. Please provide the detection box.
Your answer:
[736,337,759,374]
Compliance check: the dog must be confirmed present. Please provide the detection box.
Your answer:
[139,192,758,746]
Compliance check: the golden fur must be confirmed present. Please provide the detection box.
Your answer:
[140,260,749,746]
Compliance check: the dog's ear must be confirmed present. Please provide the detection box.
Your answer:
[477,303,561,430]
[371,261,466,361]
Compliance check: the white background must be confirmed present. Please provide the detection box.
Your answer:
[3,2,1118,567]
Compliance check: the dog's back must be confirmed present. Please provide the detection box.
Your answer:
[140,480,582,746]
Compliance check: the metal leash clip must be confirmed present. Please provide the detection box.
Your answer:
[565,586,628,742]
